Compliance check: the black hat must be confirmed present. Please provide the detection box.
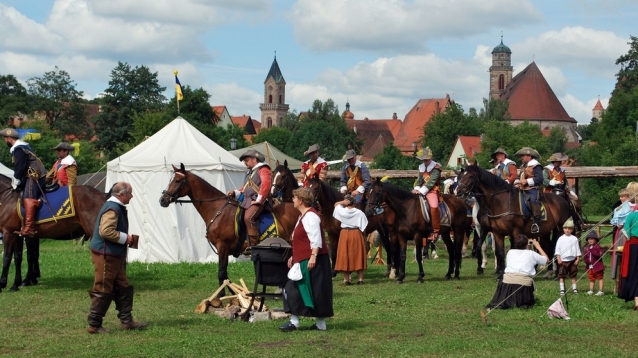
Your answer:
[586,231,599,241]
[0,128,20,139]
[53,142,75,151]
[239,149,266,162]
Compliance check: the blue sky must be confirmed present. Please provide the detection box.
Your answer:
[1,0,636,124]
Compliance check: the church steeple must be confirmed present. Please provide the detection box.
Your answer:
[489,34,513,99]
[260,54,289,128]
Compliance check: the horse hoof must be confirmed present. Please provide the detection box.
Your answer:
[477,269,484,275]
[417,278,424,283]
[445,275,452,281]
[454,276,460,280]
[9,286,19,292]
[383,270,390,278]
[395,280,403,284]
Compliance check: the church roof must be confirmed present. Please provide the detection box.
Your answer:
[492,39,511,54]
[265,56,285,84]
[500,62,575,123]
[593,99,604,110]
[394,95,454,152]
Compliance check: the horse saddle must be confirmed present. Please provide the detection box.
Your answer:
[233,207,280,256]
[18,186,76,225]
[418,196,451,227]
[517,192,547,221]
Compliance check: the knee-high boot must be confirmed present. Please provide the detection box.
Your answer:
[428,207,441,241]
[88,290,113,334]
[531,202,541,233]
[18,198,40,237]
[114,286,148,330]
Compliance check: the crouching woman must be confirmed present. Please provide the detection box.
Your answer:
[486,234,549,309]
[280,188,334,331]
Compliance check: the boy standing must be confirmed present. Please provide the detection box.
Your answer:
[555,218,582,295]
[584,231,605,296]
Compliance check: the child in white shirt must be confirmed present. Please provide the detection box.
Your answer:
[554,219,582,295]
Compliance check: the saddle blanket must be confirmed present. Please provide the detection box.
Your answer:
[234,207,280,243]
[18,186,76,224]
[518,192,547,221]
[418,196,451,227]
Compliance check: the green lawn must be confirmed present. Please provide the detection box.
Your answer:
[0,240,636,358]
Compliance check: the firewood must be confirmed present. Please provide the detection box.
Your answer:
[194,300,210,313]
[219,294,238,301]
[239,278,250,292]
[230,298,240,307]
[210,298,223,308]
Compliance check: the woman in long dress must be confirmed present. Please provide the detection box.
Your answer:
[333,194,368,285]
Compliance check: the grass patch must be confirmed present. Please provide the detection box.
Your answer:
[1,240,637,357]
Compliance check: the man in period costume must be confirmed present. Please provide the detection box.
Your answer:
[0,128,46,236]
[491,147,518,184]
[301,144,328,188]
[412,148,442,241]
[543,152,571,199]
[46,142,78,187]
[339,149,370,205]
[88,182,147,333]
[226,149,272,248]
[514,147,543,233]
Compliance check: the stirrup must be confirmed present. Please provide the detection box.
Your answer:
[530,223,539,233]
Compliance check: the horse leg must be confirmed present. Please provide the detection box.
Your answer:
[414,234,425,283]
[217,251,230,297]
[493,233,506,277]
[330,236,339,278]
[442,233,454,280]
[541,230,558,280]
[22,237,39,286]
[396,239,407,284]
[10,236,24,291]
[379,226,393,277]
[0,239,12,291]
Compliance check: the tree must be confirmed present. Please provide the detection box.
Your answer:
[94,62,166,156]
[165,86,217,139]
[371,142,416,170]
[479,98,510,121]
[26,67,89,136]
[0,74,32,124]
[131,111,171,143]
[473,120,549,169]
[252,126,293,151]
[422,103,483,164]
[547,126,567,154]
[216,123,249,151]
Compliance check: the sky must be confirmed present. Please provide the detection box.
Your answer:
[1,0,636,125]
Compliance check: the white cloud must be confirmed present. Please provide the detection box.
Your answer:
[0,4,63,55]
[561,94,610,124]
[289,0,542,53]
[206,83,262,118]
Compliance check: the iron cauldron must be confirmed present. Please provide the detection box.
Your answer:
[250,237,292,286]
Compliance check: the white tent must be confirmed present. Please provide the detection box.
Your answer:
[0,162,13,177]
[106,117,246,263]
[229,141,303,170]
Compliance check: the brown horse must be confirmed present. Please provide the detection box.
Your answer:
[365,179,467,283]
[306,178,344,276]
[455,164,570,275]
[158,164,300,294]
[271,160,299,205]
[0,174,106,292]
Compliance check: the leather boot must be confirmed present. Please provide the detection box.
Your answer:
[531,202,541,233]
[17,198,40,236]
[87,290,113,334]
[247,226,260,247]
[114,286,148,330]
[428,207,441,241]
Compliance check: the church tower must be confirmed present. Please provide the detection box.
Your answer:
[489,36,513,99]
[592,98,604,121]
[260,56,289,128]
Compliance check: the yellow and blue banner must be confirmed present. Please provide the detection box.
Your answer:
[174,70,183,101]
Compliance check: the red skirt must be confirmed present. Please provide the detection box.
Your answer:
[334,228,367,272]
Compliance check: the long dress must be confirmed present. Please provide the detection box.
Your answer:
[333,205,368,273]
[486,249,546,309]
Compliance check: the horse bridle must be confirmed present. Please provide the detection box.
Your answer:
[161,172,188,203]
[271,170,288,200]
[455,172,477,199]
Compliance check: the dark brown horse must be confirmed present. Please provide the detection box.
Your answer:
[0,174,106,292]
[306,178,344,276]
[365,179,467,283]
[271,160,299,205]
[455,164,570,275]
[158,164,300,294]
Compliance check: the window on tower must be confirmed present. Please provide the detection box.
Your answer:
[279,95,282,104]
[498,74,505,90]
[267,118,272,128]
[269,95,272,103]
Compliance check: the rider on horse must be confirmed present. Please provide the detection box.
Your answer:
[0,128,46,237]
[514,147,543,233]
[301,144,328,188]
[46,142,78,187]
[226,149,272,249]
[339,149,370,205]
[543,152,571,199]
[412,148,442,242]
[491,147,518,184]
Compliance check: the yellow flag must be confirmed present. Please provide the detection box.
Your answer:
[174,70,183,101]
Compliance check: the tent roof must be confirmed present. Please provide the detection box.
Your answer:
[107,116,246,173]
[229,141,304,170]
[0,162,13,177]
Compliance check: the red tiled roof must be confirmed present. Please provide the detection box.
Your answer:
[593,99,604,110]
[231,115,251,127]
[500,62,575,123]
[458,136,481,160]
[251,119,261,134]
[345,118,400,160]
[211,105,226,116]
[395,95,454,153]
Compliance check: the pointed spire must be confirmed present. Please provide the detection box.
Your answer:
[265,55,285,84]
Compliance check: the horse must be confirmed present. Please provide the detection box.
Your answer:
[271,160,299,205]
[365,179,467,283]
[455,164,570,276]
[307,178,396,278]
[0,175,106,292]
[158,164,300,295]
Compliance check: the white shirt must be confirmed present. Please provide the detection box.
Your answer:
[504,249,547,276]
[333,205,368,232]
[297,210,323,249]
[554,234,582,262]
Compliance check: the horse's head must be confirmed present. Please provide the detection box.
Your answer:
[271,160,297,200]
[307,177,323,201]
[159,163,190,207]
[455,164,478,199]
[365,178,385,216]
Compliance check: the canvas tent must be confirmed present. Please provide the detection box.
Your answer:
[229,141,303,170]
[106,117,246,263]
[0,162,13,177]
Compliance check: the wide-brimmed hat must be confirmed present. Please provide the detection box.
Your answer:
[416,147,433,161]
[586,231,599,241]
[0,128,19,139]
[563,218,574,228]
[547,152,568,162]
[53,142,75,151]
[239,149,266,162]
[515,147,540,159]
[344,149,357,160]
[304,144,319,156]
[490,148,509,160]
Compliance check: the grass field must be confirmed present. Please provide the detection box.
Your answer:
[1,239,637,358]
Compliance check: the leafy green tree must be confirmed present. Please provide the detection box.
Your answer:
[165,86,217,139]
[473,120,549,169]
[26,67,88,136]
[0,74,32,124]
[479,98,510,121]
[422,103,483,163]
[547,126,567,153]
[94,62,166,156]
[216,123,249,151]
[252,126,293,151]
[371,142,416,170]
[131,111,172,143]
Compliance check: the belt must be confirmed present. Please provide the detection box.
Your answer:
[342,227,359,230]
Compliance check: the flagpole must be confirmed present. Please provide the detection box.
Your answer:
[174,70,181,115]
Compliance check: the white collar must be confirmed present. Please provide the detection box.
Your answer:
[59,155,76,166]
[10,139,28,154]
[420,161,438,172]
[525,159,540,167]
[305,157,326,165]
[108,196,125,205]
